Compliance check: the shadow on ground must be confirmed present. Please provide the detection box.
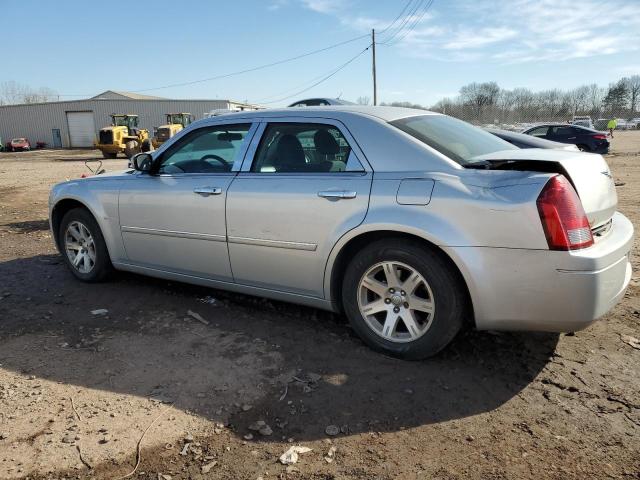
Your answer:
[0,254,559,442]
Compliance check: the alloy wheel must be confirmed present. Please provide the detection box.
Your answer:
[357,261,435,343]
[64,221,96,274]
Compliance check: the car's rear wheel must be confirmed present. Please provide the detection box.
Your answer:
[101,150,117,159]
[577,144,589,152]
[341,239,467,359]
[59,208,113,282]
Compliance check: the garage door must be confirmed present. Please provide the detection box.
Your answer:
[66,111,96,147]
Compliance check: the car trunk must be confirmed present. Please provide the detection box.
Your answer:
[470,149,617,228]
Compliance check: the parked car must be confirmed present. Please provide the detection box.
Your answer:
[288,98,355,107]
[572,116,593,129]
[521,124,609,153]
[49,107,633,359]
[486,128,580,151]
[7,138,31,152]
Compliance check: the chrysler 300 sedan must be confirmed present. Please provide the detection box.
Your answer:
[49,107,634,359]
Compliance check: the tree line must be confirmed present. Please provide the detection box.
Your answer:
[383,76,640,124]
[0,81,59,105]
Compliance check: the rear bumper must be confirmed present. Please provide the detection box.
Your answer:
[445,212,634,332]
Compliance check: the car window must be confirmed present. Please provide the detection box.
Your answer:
[527,126,549,137]
[550,126,575,136]
[158,124,251,174]
[251,123,364,173]
[391,115,517,166]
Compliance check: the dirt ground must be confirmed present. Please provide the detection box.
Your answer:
[0,135,638,480]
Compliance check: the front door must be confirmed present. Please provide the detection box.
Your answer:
[118,121,255,281]
[226,120,372,297]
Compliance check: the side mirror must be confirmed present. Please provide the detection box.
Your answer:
[132,152,154,172]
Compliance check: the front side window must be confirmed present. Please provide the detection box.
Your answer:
[158,123,251,174]
[251,123,363,173]
[391,115,517,166]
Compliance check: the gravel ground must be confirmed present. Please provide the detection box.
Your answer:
[0,134,638,479]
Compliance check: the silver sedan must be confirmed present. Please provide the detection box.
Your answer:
[49,107,634,359]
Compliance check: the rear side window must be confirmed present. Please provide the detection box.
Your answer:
[550,126,575,136]
[251,123,364,173]
[390,115,517,166]
[527,126,549,137]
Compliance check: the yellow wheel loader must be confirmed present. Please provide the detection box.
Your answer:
[95,114,151,159]
[151,113,194,149]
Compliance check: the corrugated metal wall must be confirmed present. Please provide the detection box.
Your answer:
[0,99,253,148]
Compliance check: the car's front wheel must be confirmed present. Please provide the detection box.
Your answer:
[59,208,113,282]
[341,239,467,360]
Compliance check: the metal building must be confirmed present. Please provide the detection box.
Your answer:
[0,90,260,148]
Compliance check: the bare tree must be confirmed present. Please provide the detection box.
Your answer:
[0,81,58,105]
[356,96,371,105]
[459,82,500,120]
[625,75,640,114]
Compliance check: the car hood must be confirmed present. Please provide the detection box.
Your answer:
[470,148,617,228]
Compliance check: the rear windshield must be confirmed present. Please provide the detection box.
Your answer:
[390,115,517,166]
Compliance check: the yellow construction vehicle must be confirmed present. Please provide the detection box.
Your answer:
[95,114,151,159]
[151,113,194,148]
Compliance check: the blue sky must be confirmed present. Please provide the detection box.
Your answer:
[4,0,640,106]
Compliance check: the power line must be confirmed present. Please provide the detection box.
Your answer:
[384,0,434,46]
[131,34,369,93]
[378,0,425,45]
[257,46,371,105]
[377,0,416,35]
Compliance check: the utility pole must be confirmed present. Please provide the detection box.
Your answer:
[372,28,377,106]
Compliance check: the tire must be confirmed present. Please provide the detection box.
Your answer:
[58,208,114,282]
[577,144,589,152]
[101,150,117,159]
[124,140,139,159]
[341,238,467,360]
[141,139,153,152]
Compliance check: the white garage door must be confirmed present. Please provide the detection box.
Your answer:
[66,111,96,148]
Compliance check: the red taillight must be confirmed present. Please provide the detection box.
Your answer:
[536,175,593,251]
[592,134,607,140]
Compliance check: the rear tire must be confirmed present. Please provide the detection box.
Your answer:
[124,140,139,159]
[101,150,117,159]
[577,144,589,152]
[341,239,467,360]
[59,208,114,283]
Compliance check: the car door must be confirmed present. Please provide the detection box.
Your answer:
[118,121,256,280]
[225,119,372,297]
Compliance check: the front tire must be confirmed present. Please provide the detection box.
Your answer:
[341,239,467,359]
[59,208,114,282]
[124,140,139,159]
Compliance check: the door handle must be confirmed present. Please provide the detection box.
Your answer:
[318,190,357,200]
[193,186,222,196]
[568,137,576,139]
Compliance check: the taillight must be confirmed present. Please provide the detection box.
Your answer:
[537,175,593,250]
[592,134,607,140]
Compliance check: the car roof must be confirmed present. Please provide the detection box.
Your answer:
[200,105,438,124]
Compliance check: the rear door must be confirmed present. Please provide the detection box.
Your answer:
[548,125,577,144]
[225,118,372,297]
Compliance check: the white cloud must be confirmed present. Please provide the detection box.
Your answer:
[443,27,517,50]
[301,0,346,14]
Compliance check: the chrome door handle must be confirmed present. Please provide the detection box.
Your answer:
[568,137,576,139]
[193,186,222,196]
[318,190,357,200]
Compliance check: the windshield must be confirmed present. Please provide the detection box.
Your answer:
[390,115,517,165]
